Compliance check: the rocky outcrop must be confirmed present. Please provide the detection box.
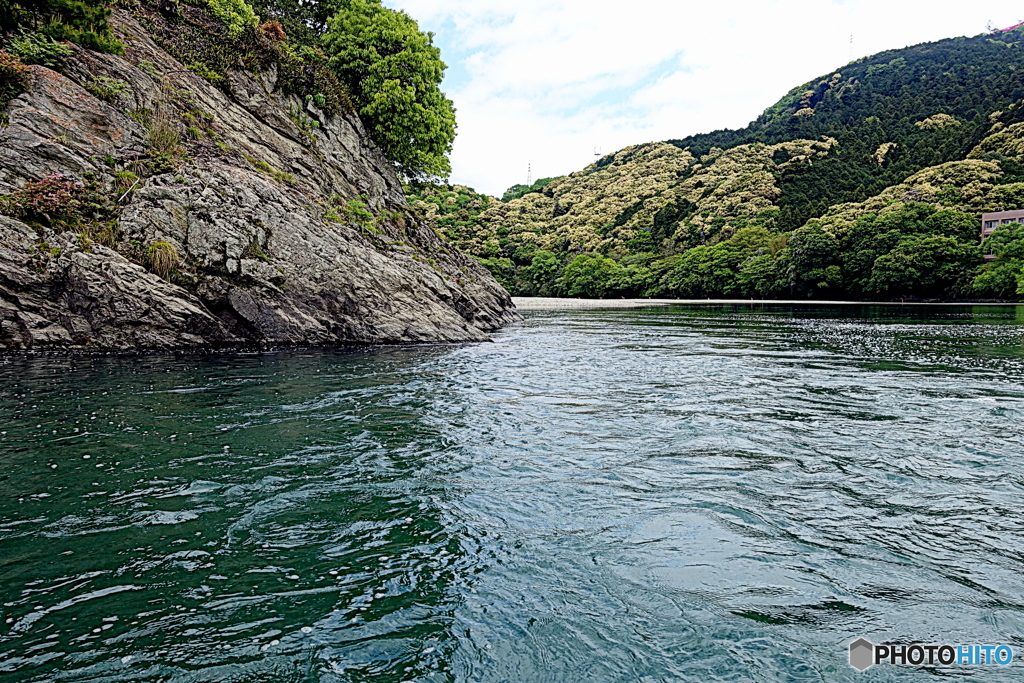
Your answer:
[0,9,518,351]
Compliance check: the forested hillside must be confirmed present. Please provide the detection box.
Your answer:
[669,31,1024,230]
[415,26,1024,301]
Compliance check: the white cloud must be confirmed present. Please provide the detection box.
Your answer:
[387,0,1024,196]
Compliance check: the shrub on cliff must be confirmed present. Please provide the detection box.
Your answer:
[0,0,122,53]
[0,173,115,230]
[0,50,31,109]
[203,0,259,37]
[6,31,72,68]
[324,0,456,180]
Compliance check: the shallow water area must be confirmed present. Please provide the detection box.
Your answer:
[1,303,1024,682]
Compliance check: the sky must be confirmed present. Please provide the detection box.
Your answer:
[385,0,1024,197]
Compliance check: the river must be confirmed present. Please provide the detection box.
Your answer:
[1,304,1023,682]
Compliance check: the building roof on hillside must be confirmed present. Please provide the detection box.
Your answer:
[1001,21,1024,33]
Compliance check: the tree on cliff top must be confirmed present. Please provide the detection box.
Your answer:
[324,0,456,180]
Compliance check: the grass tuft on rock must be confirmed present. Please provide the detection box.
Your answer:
[145,240,179,279]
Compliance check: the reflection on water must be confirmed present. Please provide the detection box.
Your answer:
[1,304,1023,682]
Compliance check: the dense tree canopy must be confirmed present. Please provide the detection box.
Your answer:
[410,170,1024,300]
[324,0,456,179]
[668,28,1024,231]
[248,0,337,46]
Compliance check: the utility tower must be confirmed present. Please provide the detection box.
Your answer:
[527,163,531,187]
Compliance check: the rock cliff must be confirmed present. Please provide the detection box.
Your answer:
[0,8,519,351]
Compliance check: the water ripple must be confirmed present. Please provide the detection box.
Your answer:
[1,304,1023,681]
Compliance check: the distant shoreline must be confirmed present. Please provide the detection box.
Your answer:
[512,297,1024,310]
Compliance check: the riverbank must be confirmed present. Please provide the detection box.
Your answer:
[512,297,1023,310]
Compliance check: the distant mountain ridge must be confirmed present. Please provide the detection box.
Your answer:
[410,26,1024,301]
[666,28,1024,229]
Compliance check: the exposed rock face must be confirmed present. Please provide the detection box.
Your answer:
[0,10,519,351]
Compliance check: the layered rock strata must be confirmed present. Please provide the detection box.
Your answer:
[0,10,518,350]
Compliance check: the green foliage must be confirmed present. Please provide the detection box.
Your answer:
[924,208,979,242]
[839,203,980,296]
[0,172,116,231]
[789,224,840,294]
[1,0,123,53]
[561,255,624,298]
[972,259,1024,298]
[324,196,381,232]
[0,50,31,109]
[6,31,73,68]
[241,236,270,261]
[972,223,1024,297]
[277,44,354,114]
[241,152,295,184]
[737,252,791,298]
[476,256,515,292]
[248,0,339,46]
[659,227,774,297]
[426,177,1004,299]
[141,1,353,116]
[202,0,259,37]
[137,59,159,77]
[612,253,660,296]
[141,109,182,169]
[0,171,132,249]
[502,177,556,202]
[139,2,260,89]
[83,75,131,102]
[414,30,1024,301]
[523,250,564,296]
[112,170,139,198]
[525,251,658,298]
[185,61,224,84]
[669,30,1024,231]
[286,101,320,142]
[405,182,494,253]
[866,236,977,297]
[324,0,456,179]
[865,56,906,78]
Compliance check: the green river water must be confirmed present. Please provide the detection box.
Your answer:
[1,304,1023,682]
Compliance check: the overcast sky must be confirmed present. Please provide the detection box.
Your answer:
[386,0,1024,197]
